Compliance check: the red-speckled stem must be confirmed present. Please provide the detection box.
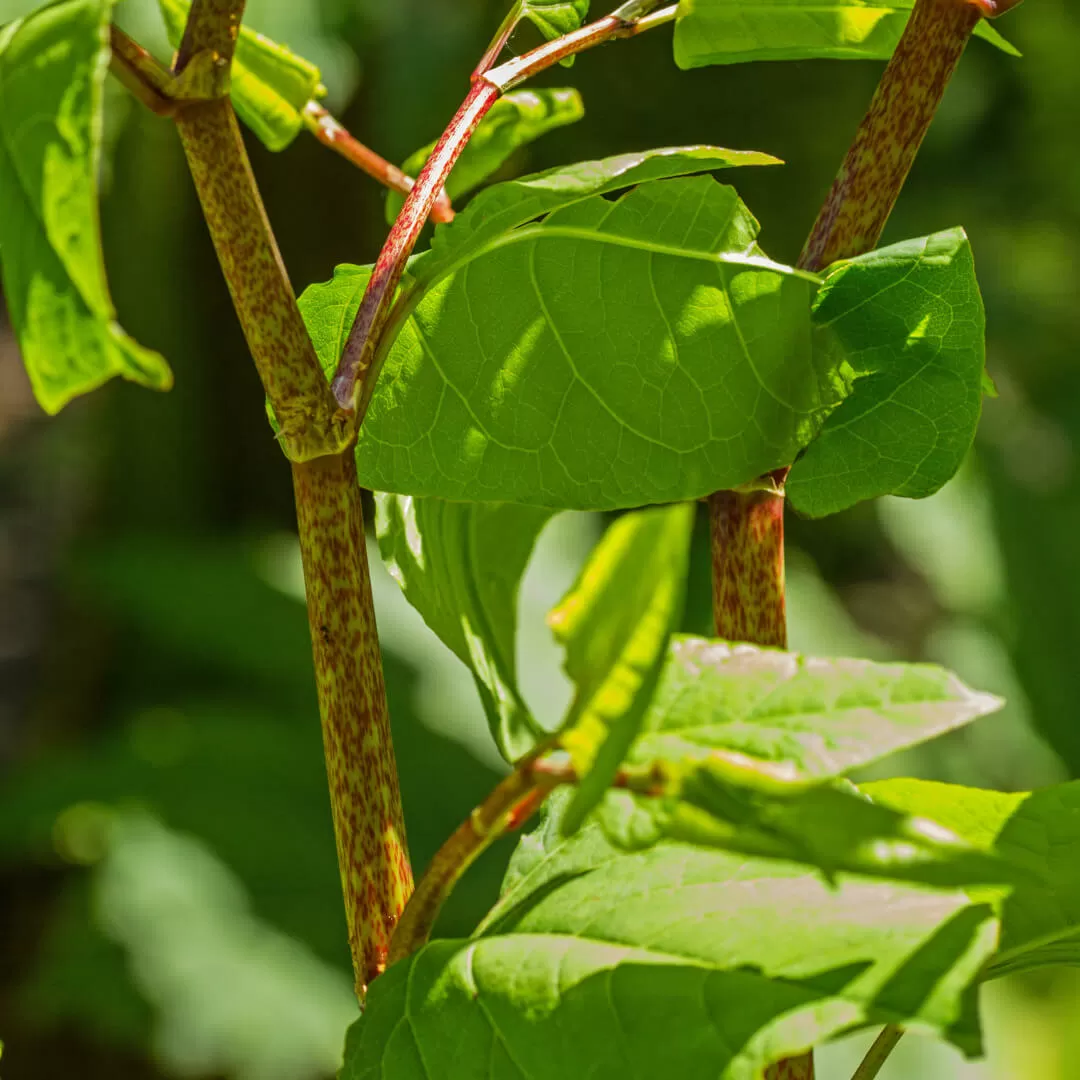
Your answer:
[800,0,984,272]
[708,476,787,649]
[332,80,500,412]
[292,452,412,995]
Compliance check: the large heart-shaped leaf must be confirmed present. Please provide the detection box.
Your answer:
[375,494,554,762]
[343,792,998,1079]
[865,778,1080,978]
[673,0,1018,69]
[0,0,171,413]
[788,229,988,518]
[385,88,585,223]
[552,504,694,831]
[159,0,324,151]
[301,150,847,511]
[629,635,1003,779]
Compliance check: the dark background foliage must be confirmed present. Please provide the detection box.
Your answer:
[0,0,1078,1075]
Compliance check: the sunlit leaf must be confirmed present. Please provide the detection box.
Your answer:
[159,0,324,151]
[552,504,694,831]
[788,229,988,517]
[343,791,998,1079]
[630,635,1003,779]
[673,0,1018,69]
[0,0,171,413]
[300,149,850,511]
[521,0,591,40]
[385,88,585,223]
[865,778,1080,978]
[375,494,554,762]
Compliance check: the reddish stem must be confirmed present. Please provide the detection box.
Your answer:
[303,103,454,225]
[331,80,500,411]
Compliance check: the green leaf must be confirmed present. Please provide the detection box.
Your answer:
[301,150,849,511]
[599,771,1015,889]
[158,0,324,152]
[788,229,988,518]
[374,494,554,762]
[344,793,999,1078]
[551,504,694,832]
[673,0,1019,69]
[0,0,171,413]
[385,88,586,223]
[630,635,1003,780]
[864,778,1080,978]
[520,0,591,40]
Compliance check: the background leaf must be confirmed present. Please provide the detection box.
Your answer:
[788,230,988,518]
[865,779,1080,978]
[630,635,1003,779]
[158,0,324,151]
[673,0,1018,69]
[344,792,998,1079]
[0,0,171,413]
[375,494,554,762]
[385,88,585,223]
[552,504,694,831]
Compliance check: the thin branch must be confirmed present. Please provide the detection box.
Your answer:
[851,1026,905,1080]
[331,1,679,414]
[473,1,523,80]
[109,26,176,115]
[302,103,454,224]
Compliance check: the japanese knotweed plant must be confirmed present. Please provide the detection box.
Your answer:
[5,0,1072,1078]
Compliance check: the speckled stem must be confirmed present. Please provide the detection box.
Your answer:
[717,4,1000,1077]
[799,0,985,271]
[708,475,787,649]
[170,0,409,1000]
[174,100,349,462]
[292,452,413,995]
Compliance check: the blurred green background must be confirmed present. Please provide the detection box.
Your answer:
[0,0,1078,1076]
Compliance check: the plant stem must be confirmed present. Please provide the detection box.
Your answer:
[331,2,679,416]
[302,103,454,225]
[169,0,410,998]
[711,3,1003,1076]
[850,1025,905,1080]
[109,26,176,115]
[709,473,787,649]
[292,451,413,994]
[800,0,986,272]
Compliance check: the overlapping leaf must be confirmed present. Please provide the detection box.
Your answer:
[789,229,989,517]
[375,494,554,762]
[551,504,694,832]
[865,778,1080,978]
[630,635,1003,778]
[0,0,171,413]
[343,792,999,1079]
[521,0,590,40]
[385,88,585,223]
[159,0,324,151]
[673,0,1018,69]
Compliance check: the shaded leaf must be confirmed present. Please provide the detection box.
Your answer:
[788,229,988,517]
[552,504,694,831]
[0,0,171,413]
[159,0,324,151]
[630,635,1003,779]
[385,88,585,223]
[673,0,1018,69]
[344,792,998,1079]
[374,494,554,762]
[864,778,1080,978]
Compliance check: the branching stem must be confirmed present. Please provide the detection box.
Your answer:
[850,1025,905,1080]
[331,2,679,415]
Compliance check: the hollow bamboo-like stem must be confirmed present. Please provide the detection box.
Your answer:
[292,452,413,994]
